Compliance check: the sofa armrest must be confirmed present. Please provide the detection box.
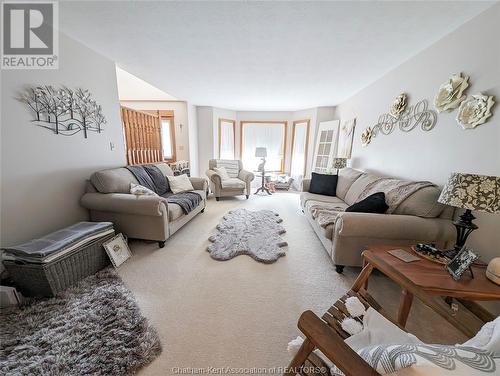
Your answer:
[206,169,222,185]
[238,169,255,182]
[302,179,311,192]
[189,177,208,192]
[81,192,168,216]
[334,212,455,241]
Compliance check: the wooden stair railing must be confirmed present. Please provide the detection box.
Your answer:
[120,106,163,165]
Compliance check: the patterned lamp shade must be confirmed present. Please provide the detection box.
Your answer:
[438,173,500,213]
[332,158,347,169]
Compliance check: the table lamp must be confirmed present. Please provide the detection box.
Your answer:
[438,172,500,257]
[255,147,267,172]
[332,158,347,174]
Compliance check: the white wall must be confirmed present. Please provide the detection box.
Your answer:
[196,106,214,174]
[187,103,199,176]
[120,100,190,161]
[116,66,178,101]
[1,32,127,246]
[335,4,500,262]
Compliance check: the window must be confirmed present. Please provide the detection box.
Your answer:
[290,120,310,178]
[218,118,235,159]
[240,121,287,172]
[161,118,174,160]
[139,110,176,162]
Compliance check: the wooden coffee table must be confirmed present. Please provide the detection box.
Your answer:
[353,245,500,338]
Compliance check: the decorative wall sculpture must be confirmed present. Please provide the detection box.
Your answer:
[360,98,437,146]
[389,93,408,119]
[337,118,356,158]
[434,73,469,113]
[361,127,373,147]
[19,86,106,138]
[456,93,495,129]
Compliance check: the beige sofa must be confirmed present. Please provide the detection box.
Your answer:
[81,163,208,248]
[206,159,254,200]
[301,168,455,272]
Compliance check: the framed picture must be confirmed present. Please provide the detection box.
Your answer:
[337,118,356,159]
[445,246,479,281]
[103,233,132,268]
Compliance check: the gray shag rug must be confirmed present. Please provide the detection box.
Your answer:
[0,268,161,375]
[208,208,287,263]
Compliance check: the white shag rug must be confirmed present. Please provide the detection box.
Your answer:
[208,208,287,263]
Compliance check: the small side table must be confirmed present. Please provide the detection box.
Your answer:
[254,171,272,195]
[353,245,500,338]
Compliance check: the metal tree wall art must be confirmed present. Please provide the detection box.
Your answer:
[19,86,106,138]
[361,98,437,146]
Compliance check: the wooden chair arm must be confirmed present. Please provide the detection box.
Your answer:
[298,310,380,376]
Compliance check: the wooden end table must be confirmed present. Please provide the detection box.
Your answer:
[352,245,500,338]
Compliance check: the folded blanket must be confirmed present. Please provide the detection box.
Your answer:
[127,165,170,195]
[309,203,345,228]
[163,191,202,215]
[143,164,169,195]
[357,178,435,214]
[126,165,156,192]
[1,222,114,261]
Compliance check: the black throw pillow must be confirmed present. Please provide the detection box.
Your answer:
[346,192,388,213]
[308,172,338,197]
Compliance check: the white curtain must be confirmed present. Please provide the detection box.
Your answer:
[219,121,234,159]
[242,123,284,171]
[290,122,307,189]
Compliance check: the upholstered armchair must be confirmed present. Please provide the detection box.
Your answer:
[206,159,254,200]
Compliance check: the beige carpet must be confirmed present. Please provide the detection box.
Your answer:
[118,192,466,375]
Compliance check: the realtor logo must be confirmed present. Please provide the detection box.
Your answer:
[1,1,58,69]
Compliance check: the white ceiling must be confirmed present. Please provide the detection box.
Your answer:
[60,1,494,111]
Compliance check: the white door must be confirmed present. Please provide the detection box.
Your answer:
[311,120,340,174]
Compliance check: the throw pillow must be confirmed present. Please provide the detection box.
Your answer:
[130,183,158,196]
[309,172,338,196]
[346,192,388,213]
[331,343,500,376]
[214,167,230,180]
[167,174,194,194]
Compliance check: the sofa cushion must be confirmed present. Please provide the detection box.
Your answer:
[393,186,446,218]
[215,160,240,178]
[305,199,348,213]
[344,173,382,206]
[346,192,388,213]
[336,168,364,200]
[309,173,338,196]
[167,189,206,221]
[168,203,184,221]
[154,163,174,177]
[300,192,347,208]
[221,178,245,189]
[91,168,139,194]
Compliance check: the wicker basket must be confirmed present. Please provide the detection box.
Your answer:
[3,232,115,297]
